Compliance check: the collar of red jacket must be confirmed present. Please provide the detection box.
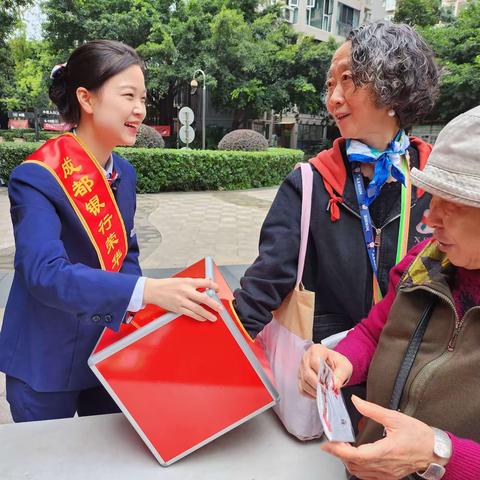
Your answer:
[309,136,432,221]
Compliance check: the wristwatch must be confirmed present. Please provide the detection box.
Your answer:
[416,428,452,480]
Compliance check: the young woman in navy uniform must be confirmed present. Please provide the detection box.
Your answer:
[0,40,222,422]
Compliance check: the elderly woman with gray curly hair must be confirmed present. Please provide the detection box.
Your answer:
[300,106,480,480]
[234,21,439,421]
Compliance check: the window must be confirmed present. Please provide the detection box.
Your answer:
[284,6,299,24]
[308,0,333,32]
[337,3,360,37]
[384,0,396,10]
[364,7,372,23]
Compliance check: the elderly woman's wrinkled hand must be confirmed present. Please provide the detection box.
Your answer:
[321,395,439,480]
[298,344,353,398]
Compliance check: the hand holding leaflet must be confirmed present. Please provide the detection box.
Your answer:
[316,358,355,443]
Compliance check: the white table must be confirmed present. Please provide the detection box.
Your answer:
[0,410,346,479]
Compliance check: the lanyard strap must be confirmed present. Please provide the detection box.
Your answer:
[396,152,412,263]
[352,152,412,304]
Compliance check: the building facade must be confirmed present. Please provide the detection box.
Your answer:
[375,0,468,21]
[441,0,467,15]
[282,0,371,42]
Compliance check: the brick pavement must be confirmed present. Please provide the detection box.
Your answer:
[0,185,278,424]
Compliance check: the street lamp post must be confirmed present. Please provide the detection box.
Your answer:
[191,69,206,150]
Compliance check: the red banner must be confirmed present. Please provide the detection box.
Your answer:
[150,125,171,137]
[43,122,71,131]
[8,119,28,129]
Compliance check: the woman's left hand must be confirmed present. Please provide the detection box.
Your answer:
[321,395,439,480]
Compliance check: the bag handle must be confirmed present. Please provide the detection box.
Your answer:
[296,163,313,287]
[389,298,436,411]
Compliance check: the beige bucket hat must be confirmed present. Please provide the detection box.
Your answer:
[411,105,480,207]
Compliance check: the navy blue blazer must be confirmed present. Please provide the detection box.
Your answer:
[0,153,142,392]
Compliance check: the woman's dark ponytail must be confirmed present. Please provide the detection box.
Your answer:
[48,64,69,120]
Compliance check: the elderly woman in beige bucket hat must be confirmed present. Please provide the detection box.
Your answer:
[299,106,480,480]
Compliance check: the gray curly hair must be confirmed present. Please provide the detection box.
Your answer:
[347,21,439,127]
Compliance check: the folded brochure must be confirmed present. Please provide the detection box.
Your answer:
[316,358,355,442]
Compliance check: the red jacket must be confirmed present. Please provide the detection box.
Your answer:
[309,137,432,222]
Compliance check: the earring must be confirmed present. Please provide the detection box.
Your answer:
[388,109,396,117]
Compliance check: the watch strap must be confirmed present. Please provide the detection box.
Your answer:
[416,463,446,480]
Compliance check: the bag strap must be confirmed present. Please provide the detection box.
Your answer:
[389,299,436,411]
[296,163,313,287]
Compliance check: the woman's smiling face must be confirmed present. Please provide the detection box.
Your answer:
[86,64,147,148]
[325,42,397,143]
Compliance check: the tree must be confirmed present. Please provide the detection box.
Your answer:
[42,0,172,57]
[419,0,480,122]
[139,1,336,128]
[394,0,443,27]
[41,0,336,129]
[3,34,54,110]
[0,0,33,119]
[0,1,32,42]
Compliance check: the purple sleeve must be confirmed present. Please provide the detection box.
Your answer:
[443,434,480,480]
[334,240,430,385]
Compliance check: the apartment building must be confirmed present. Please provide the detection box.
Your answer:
[382,0,396,20]
[375,0,468,21]
[282,0,372,42]
[441,0,467,15]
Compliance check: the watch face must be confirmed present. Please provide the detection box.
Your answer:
[435,441,451,459]
[432,428,452,460]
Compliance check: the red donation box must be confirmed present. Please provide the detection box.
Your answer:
[89,257,278,465]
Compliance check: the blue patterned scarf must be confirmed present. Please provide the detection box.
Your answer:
[346,130,410,206]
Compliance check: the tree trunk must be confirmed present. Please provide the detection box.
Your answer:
[232,109,248,130]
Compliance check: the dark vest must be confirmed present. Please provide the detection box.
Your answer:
[357,241,480,447]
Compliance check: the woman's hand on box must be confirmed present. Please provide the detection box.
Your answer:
[143,277,223,322]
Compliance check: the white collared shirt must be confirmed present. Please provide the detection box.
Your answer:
[103,155,145,314]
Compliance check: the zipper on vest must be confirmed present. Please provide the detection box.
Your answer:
[418,286,458,322]
[398,288,480,417]
[402,350,452,417]
[374,228,381,257]
[400,286,457,416]
[447,319,464,351]
[447,305,480,351]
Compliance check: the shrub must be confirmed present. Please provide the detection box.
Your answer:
[218,129,268,151]
[0,129,59,142]
[132,124,165,148]
[0,143,304,193]
[0,142,39,182]
[22,133,37,142]
[0,128,33,138]
[0,131,22,141]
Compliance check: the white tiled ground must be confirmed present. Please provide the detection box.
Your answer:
[0,187,278,425]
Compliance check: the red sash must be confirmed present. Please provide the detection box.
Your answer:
[25,133,128,272]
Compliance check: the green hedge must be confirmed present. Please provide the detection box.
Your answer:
[0,143,303,192]
[0,130,59,142]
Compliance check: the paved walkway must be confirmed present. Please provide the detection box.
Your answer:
[0,185,278,424]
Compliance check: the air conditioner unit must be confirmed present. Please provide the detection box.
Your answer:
[288,0,299,7]
[306,0,316,8]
